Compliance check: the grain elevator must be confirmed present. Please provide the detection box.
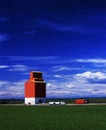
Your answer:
[25,71,46,105]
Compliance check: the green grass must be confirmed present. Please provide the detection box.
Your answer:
[0,105,106,130]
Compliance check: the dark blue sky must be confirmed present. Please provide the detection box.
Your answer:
[0,0,106,99]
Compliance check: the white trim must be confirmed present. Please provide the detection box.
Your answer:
[25,97,46,105]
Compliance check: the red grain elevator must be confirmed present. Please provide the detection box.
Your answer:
[25,71,46,105]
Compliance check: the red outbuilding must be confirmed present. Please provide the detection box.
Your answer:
[75,99,88,104]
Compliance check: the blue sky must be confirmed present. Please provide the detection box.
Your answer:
[0,0,106,99]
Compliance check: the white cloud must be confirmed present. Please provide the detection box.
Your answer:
[53,74,62,78]
[9,64,29,71]
[47,83,56,88]
[7,80,25,92]
[0,81,9,86]
[47,80,106,98]
[46,71,106,98]
[0,80,26,99]
[52,65,79,72]
[53,66,72,71]
[76,58,106,63]
[0,70,106,99]
[0,64,29,71]
[0,92,8,95]
[74,71,106,80]
[0,65,9,69]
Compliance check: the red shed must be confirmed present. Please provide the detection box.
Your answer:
[75,99,88,104]
[25,71,46,105]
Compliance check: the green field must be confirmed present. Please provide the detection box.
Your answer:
[0,105,106,130]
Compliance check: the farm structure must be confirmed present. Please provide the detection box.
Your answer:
[24,71,46,105]
[75,99,89,104]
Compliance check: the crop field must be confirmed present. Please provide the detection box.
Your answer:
[0,105,106,130]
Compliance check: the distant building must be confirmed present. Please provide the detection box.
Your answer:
[24,71,46,105]
[75,99,89,104]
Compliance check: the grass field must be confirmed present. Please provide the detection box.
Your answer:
[0,105,106,130]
